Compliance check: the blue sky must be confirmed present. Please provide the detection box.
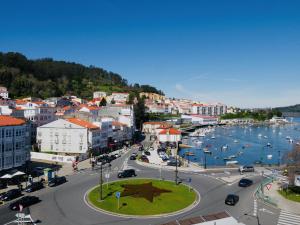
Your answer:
[1,0,300,108]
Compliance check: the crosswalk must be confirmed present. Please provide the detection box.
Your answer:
[278,210,300,225]
[253,199,257,217]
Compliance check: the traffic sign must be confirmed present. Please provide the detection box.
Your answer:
[115,191,121,198]
[105,173,110,179]
[266,183,272,190]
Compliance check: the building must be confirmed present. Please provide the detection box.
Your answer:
[93,91,107,99]
[110,92,129,104]
[0,116,30,172]
[36,118,102,158]
[158,128,181,143]
[139,92,165,101]
[0,87,9,99]
[142,122,171,135]
[192,103,227,116]
[181,114,219,125]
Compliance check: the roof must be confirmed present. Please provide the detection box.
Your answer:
[79,104,100,111]
[67,118,99,129]
[112,121,127,127]
[159,128,181,135]
[143,121,168,125]
[15,99,27,105]
[0,116,26,126]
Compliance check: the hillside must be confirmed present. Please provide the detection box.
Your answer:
[0,52,163,99]
[276,104,300,113]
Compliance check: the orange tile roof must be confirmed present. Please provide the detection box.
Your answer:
[112,121,127,127]
[67,118,99,129]
[15,99,27,105]
[159,128,181,135]
[0,116,26,126]
[143,121,168,125]
[14,107,24,111]
[79,104,100,111]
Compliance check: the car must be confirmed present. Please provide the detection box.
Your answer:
[48,176,67,187]
[225,194,239,206]
[239,165,254,173]
[9,196,40,211]
[167,160,181,167]
[144,151,150,156]
[140,155,149,163]
[238,178,253,187]
[129,155,136,160]
[24,181,44,193]
[114,153,121,158]
[0,189,22,201]
[0,181,7,189]
[118,169,137,178]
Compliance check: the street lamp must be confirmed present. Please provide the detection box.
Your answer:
[244,213,261,225]
[175,141,182,185]
[99,162,111,201]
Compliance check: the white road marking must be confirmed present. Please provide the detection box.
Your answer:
[253,199,257,216]
[277,210,300,225]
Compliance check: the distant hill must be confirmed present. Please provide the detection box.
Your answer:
[276,104,300,113]
[0,52,164,99]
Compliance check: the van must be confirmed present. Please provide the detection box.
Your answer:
[239,165,254,172]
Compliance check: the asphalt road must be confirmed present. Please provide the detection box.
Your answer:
[0,149,281,225]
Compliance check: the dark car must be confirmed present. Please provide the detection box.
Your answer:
[167,160,181,167]
[9,196,40,211]
[140,155,149,163]
[0,189,22,201]
[48,176,67,187]
[24,182,44,193]
[225,194,239,206]
[118,169,137,178]
[0,181,7,189]
[130,155,136,160]
[238,178,253,187]
[144,151,151,156]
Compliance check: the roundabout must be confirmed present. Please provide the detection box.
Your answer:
[85,178,199,218]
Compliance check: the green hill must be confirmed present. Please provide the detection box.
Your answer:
[0,52,163,99]
[276,104,300,113]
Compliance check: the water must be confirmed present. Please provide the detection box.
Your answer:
[179,118,300,167]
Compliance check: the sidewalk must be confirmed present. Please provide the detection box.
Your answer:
[263,181,300,214]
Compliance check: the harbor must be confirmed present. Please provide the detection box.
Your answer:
[179,118,300,167]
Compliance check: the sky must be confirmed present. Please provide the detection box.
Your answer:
[1,0,300,108]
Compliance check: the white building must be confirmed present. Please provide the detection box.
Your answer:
[0,87,9,99]
[181,114,218,125]
[110,92,129,103]
[0,116,30,172]
[192,103,227,116]
[93,91,107,99]
[37,118,104,157]
[158,128,181,143]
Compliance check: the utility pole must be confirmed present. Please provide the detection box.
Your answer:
[175,141,182,185]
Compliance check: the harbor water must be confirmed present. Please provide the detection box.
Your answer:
[179,118,300,167]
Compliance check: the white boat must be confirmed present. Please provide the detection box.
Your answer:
[211,136,216,139]
[226,160,238,165]
[234,140,239,143]
[194,140,203,145]
[289,139,294,143]
[267,154,273,160]
[286,136,291,140]
[221,145,229,150]
[263,136,268,139]
[296,142,300,146]
[258,133,262,137]
[228,155,236,159]
[267,143,272,147]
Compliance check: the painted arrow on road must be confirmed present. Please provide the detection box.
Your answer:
[259,208,274,214]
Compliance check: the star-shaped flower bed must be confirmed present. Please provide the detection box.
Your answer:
[120,182,171,202]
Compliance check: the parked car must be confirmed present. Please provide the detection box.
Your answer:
[24,181,44,193]
[140,155,149,163]
[239,165,254,173]
[0,189,22,201]
[167,160,181,167]
[0,181,7,189]
[48,176,67,187]
[130,155,136,160]
[225,194,239,206]
[114,153,121,158]
[238,178,253,187]
[144,151,151,156]
[9,196,40,211]
[118,169,137,178]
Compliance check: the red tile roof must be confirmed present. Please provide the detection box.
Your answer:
[0,116,26,126]
[143,121,168,125]
[112,121,126,127]
[159,128,181,135]
[67,118,99,129]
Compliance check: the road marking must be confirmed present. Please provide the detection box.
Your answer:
[253,199,257,216]
[259,208,274,214]
[278,210,300,225]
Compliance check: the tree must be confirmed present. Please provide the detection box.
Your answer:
[134,96,146,130]
[99,98,107,106]
[110,98,116,104]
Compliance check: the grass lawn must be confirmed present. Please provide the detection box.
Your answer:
[88,178,197,215]
[278,190,300,203]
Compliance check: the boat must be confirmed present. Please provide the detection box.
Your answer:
[203,149,212,154]
[263,136,268,139]
[266,143,272,147]
[258,134,262,137]
[194,140,203,145]
[211,136,216,139]
[267,154,273,160]
[234,139,239,143]
[226,160,238,165]
[286,136,291,140]
[289,139,294,143]
[237,151,243,156]
[296,142,300,146]
[221,145,229,151]
[185,152,195,156]
[228,155,236,159]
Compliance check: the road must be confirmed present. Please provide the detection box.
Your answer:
[0,148,283,225]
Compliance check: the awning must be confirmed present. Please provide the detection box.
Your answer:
[12,171,26,176]
[0,174,13,179]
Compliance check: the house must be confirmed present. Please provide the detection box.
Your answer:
[139,92,165,101]
[181,114,218,125]
[192,103,227,116]
[158,128,181,143]
[142,122,171,135]
[36,118,102,158]
[110,92,129,103]
[0,87,9,99]
[0,116,30,172]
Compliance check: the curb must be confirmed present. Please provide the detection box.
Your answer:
[83,178,201,219]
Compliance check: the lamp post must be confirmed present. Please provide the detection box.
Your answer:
[175,141,182,185]
[244,213,261,225]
